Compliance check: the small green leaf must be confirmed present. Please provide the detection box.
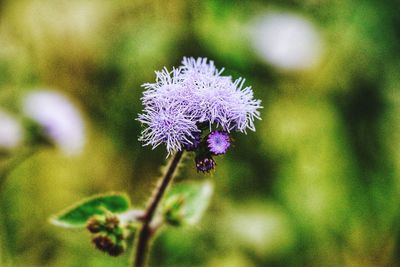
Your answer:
[163,181,214,226]
[50,193,130,228]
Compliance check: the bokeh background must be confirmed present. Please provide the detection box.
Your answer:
[0,0,399,266]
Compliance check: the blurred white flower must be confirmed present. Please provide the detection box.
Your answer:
[228,204,294,256]
[0,110,23,151]
[23,90,85,156]
[250,13,323,70]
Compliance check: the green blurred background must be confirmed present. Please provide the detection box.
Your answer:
[1,0,400,266]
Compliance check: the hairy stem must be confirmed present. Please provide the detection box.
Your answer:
[133,150,184,267]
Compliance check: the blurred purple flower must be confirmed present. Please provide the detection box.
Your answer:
[137,57,262,155]
[23,90,85,156]
[0,110,23,151]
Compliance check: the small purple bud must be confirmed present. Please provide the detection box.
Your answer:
[195,155,216,173]
[207,131,231,155]
[183,131,201,151]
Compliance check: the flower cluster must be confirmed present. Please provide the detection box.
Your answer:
[137,57,262,171]
[87,215,127,257]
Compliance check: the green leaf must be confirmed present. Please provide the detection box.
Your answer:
[50,193,130,228]
[163,181,214,226]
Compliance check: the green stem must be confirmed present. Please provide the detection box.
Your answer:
[133,150,184,267]
[0,148,37,265]
[0,148,37,193]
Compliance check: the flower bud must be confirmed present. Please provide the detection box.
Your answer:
[86,217,103,233]
[87,214,127,257]
[104,215,119,231]
[92,234,114,252]
[108,242,126,257]
[195,155,216,173]
[206,131,231,155]
[183,131,202,151]
[92,233,126,256]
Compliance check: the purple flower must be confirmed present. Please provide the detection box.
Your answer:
[195,155,216,173]
[207,131,230,155]
[137,106,199,154]
[137,57,262,155]
[0,110,23,151]
[22,90,85,156]
[183,131,201,151]
[180,58,262,132]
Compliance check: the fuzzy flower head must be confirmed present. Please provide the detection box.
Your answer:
[137,105,199,153]
[137,57,262,159]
